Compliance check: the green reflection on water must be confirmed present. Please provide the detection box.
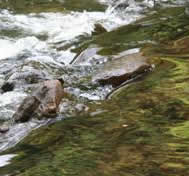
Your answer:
[1,4,189,176]
[0,0,106,13]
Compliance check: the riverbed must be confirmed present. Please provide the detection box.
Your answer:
[0,0,189,176]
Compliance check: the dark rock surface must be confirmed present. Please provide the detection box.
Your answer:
[1,82,15,93]
[92,23,107,35]
[13,96,40,123]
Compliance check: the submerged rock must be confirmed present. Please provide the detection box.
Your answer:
[114,2,129,10]
[1,67,51,93]
[71,47,103,65]
[93,52,151,87]
[13,79,65,123]
[185,7,189,16]
[1,82,14,93]
[151,36,189,56]
[11,67,49,84]
[92,23,107,36]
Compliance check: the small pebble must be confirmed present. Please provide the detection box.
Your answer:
[0,125,9,133]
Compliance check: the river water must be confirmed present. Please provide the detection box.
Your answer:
[0,0,187,162]
[0,0,154,152]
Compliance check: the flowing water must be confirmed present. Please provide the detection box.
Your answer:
[0,0,156,152]
[0,0,189,175]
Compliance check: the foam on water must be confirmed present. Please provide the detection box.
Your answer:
[0,91,26,107]
[0,91,26,120]
[0,39,20,60]
[0,37,49,60]
[26,55,64,67]
[0,3,144,62]
[0,9,141,40]
[0,154,17,167]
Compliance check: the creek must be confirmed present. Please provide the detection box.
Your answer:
[0,0,155,153]
[0,0,189,176]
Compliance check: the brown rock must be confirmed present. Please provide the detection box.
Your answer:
[92,23,107,35]
[14,79,64,122]
[35,79,64,117]
[14,96,40,122]
[93,52,151,87]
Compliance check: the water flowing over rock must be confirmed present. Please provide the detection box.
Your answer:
[2,67,51,90]
[93,52,152,87]
[71,47,105,65]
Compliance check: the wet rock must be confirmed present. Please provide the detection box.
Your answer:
[115,2,129,10]
[93,52,151,87]
[92,23,107,35]
[6,67,51,87]
[71,47,103,65]
[13,96,40,123]
[13,79,65,123]
[1,82,14,93]
[35,79,65,117]
[71,47,99,64]
[59,100,77,117]
[75,104,89,112]
[1,67,51,93]
[0,123,9,133]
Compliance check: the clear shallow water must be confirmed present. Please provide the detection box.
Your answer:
[0,0,187,156]
[0,119,50,151]
[0,1,189,176]
[0,0,152,152]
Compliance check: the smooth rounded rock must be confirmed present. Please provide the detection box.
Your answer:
[93,52,151,87]
[0,124,9,133]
